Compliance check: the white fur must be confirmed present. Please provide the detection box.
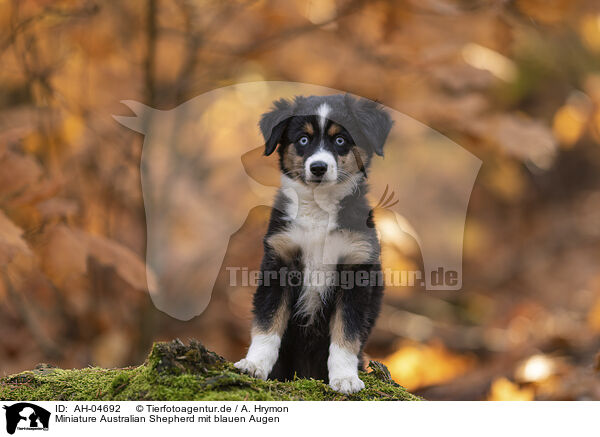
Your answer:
[305,149,337,182]
[280,175,364,322]
[234,333,281,380]
[328,343,364,394]
[317,103,331,130]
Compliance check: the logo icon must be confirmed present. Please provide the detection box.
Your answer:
[3,403,50,435]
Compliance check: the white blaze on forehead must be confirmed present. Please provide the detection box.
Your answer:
[305,149,337,182]
[317,103,331,130]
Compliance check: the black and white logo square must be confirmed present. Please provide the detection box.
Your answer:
[3,403,50,435]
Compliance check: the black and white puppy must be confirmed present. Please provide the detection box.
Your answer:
[235,94,393,394]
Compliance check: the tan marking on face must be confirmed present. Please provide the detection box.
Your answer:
[327,123,341,136]
[252,292,290,336]
[266,232,299,263]
[304,122,314,135]
[282,145,303,179]
[337,146,368,175]
[330,301,361,353]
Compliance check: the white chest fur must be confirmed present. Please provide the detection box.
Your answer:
[278,176,371,322]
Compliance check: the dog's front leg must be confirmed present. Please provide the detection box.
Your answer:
[328,311,364,393]
[328,275,371,394]
[235,258,290,380]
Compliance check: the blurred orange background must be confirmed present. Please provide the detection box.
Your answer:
[2,0,600,400]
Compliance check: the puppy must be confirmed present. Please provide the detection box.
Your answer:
[235,94,393,394]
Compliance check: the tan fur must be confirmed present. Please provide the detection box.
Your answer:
[330,302,360,354]
[269,228,372,266]
[282,145,303,179]
[327,123,341,136]
[252,292,290,336]
[266,232,299,262]
[304,122,314,135]
[338,146,367,175]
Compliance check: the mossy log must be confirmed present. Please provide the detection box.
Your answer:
[0,339,421,401]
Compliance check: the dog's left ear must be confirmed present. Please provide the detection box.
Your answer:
[347,95,393,156]
[260,98,294,156]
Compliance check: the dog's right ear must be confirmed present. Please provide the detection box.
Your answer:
[260,98,293,156]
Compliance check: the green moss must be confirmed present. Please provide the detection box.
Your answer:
[0,340,421,401]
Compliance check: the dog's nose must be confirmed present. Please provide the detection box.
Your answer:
[310,161,328,177]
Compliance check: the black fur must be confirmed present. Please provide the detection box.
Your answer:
[248,94,391,383]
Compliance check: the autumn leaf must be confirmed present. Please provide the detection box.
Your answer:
[39,224,152,294]
[473,114,558,169]
[381,340,474,391]
[0,150,43,200]
[73,229,153,293]
[0,210,32,266]
[487,377,535,401]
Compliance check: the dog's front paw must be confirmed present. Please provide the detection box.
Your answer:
[329,375,365,394]
[234,358,269,380]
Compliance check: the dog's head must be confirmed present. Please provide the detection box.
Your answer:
[260,94,393,185]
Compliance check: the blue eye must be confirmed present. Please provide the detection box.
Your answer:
[298,136,309,146]
[335,136,345,146]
